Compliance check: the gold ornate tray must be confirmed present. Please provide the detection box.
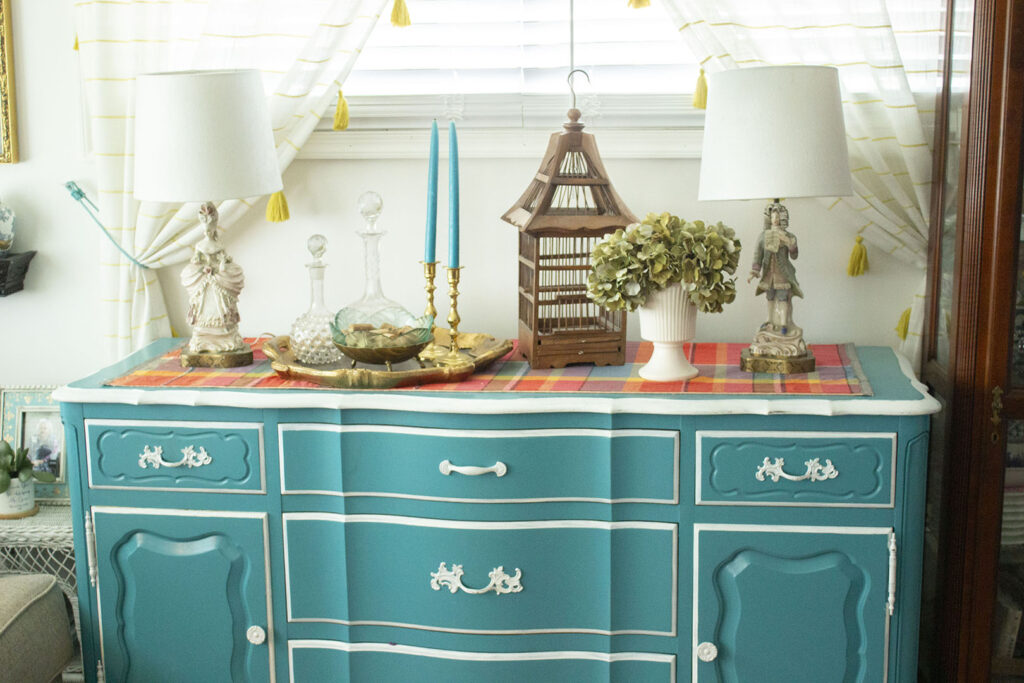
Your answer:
[264,330,514,389]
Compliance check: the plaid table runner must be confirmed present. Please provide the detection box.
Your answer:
[107,340,871,396]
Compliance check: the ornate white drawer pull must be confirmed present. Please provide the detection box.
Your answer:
[439,459,508,477]
[755,457,838,483]
[138,445,213,470]
[430,562,523,596]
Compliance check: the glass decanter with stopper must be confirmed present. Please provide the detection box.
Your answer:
[330,191,432,368]
[290,234,344,365]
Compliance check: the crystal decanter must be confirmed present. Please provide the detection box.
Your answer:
[290,234,344,365]
[329,191,433,367]
[343,190,410,320]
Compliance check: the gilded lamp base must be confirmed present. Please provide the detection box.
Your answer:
[181,347,254,368]
[740,348,815,374]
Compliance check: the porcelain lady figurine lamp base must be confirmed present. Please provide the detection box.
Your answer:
[740,201,815,374]
[179,202,253,368]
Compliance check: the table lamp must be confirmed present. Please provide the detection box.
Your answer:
[134,69,282,368]
[699,65,852,374]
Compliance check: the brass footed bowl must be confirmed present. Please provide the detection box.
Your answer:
[332,340,430,368]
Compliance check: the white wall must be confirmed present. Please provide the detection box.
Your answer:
[0,0,101,387]
[1,1,922,387]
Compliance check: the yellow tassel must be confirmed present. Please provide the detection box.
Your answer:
[628,0,651,7]
[73,34,79,51]
[266,191,290,222]
[693,68,708,110]
[895,307,911,341]
[847,235,868,276]
[333,90,350,131]
[391,0,411,26]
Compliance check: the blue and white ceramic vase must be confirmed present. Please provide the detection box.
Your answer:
[0,199,15,256]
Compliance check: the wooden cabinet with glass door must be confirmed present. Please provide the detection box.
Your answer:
[922,0,1024,680]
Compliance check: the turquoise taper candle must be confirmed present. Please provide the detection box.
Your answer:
[448,120,460,269]
[424,120,438,263]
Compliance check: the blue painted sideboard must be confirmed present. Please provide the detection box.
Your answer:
[55,340,939,682]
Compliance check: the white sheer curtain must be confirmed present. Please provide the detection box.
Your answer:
[75,0,388,357]
[659,0,944,369]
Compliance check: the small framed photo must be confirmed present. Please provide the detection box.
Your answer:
[0,387,66,500]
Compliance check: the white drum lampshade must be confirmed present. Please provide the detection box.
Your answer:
[133,69,282,203]
[698,66,852,201]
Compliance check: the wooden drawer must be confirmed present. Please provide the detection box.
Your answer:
[696,430,896,507]
[279,424,678,504]
[85,419,265,493]
[289,641,676,682]
[283,513,677,635]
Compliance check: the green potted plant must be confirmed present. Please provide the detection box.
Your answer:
[587,212,741,380]
[0,439,55,518]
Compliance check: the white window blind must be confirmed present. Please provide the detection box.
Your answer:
[301,0,971,160]
[345,0,697,97]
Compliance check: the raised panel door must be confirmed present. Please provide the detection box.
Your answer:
[91,508,273,683]
[693,525,892,683]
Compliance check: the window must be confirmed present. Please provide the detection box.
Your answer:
[300,0,704,159]
[298,0,964,160]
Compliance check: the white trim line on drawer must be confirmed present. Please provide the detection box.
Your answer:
[692,523,892,683]
[91,507,276,683]
[54,351,941,416]
[694,430,898,508]
[287,641,677,682]
[282,514,677,637]
[278,424,679,505]
[84,419,266,494]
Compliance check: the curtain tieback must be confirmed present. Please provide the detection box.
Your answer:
[65,181,150,270]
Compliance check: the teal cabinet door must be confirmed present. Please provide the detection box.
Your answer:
[92,509,273,683]
[693,525,893,683]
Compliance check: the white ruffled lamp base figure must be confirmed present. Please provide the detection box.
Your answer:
[179,202,253,368]
[637,282,699,382]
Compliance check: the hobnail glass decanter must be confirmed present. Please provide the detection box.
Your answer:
[290,234,344,365]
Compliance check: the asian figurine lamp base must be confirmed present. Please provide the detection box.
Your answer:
[740,348,815,374]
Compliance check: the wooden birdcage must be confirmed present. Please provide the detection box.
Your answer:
[502,108,637,368]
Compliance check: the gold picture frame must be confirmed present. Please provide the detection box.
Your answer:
[0,0,16,164]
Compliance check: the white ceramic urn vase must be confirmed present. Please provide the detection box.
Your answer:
[637,282,699,382]
[0,478,36,518]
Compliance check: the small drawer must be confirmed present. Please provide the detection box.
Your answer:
[283,513,677,636]
[85,419,265,493]
[289,641,675,682]
[696,430,896,507]
[279,425,678,504]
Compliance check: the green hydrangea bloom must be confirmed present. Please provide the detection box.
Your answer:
[587,212,741,313]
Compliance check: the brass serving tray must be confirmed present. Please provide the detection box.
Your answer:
[264,330,514,389]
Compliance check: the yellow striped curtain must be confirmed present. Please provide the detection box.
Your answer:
[74,0,388,357]
[661,0,943,370]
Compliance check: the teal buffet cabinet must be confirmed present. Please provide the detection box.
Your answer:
[55,340,939,682]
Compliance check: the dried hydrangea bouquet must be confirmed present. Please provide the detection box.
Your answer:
[587,212,741,381]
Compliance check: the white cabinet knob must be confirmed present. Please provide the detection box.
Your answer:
[246,625,266,645]
[696,642,718,662]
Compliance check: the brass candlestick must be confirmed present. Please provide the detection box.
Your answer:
[447,266,462,353]
[417,260,447,363]
[422,261,438,323]
[435,266,470,366]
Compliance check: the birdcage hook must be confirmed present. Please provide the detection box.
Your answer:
[567,68,590,109]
